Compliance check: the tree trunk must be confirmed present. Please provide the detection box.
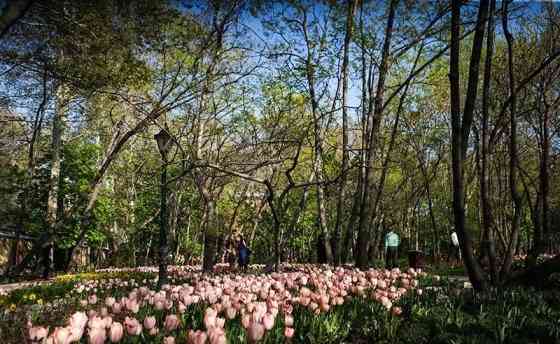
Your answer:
[369,43,424,261]
[343,1,367,265]
[7,70,47,273]
[302,9,333,264]
[284,181,312,263]
[356,0,398,269]
[43,85,66,277]
[249,197,266,246]
[540,104,550,252]
[203,198,218,272]
[157,164,168,287]
[425,177,439,258]
[333,0,356,265]
[529,91,552,265]
[167,188,179,263]
[500,0,522,279]
[479,0,499,283]
[449,0,488,292]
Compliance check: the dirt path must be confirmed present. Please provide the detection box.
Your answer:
[0,279,53,294]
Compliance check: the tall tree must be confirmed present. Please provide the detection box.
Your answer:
[500,0,523,278]
[449,0,489,291]
[333,0,356,265]
[479,0,499,283]
[355,0,398,268]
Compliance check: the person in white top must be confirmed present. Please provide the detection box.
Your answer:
[451,231,459,246]
[450,231,461,267]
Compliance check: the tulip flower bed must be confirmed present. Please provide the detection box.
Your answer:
[510,253,556,271]
[2,265,424,343]
[2,264,560,343]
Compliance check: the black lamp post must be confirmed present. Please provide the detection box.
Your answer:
[155,128,172,287]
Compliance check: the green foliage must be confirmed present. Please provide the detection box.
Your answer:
[0,0,558,279]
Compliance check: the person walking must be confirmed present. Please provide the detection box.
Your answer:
[237,235,251,271]
[384,229,400,270]
[450,230,460,267]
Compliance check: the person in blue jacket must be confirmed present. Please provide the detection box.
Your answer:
[385,228,400,269]
[237,235,251,271]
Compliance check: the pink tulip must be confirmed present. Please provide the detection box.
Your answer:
[105,297,116,308]
[163,336,176,344]
[188,330,208,344]
[225,307,237,319]
[164,314,180,331]
[88,327,106,344]
[208,327,227,344]
[109,322,124,343]
[89,316,105,329]
[263,313,275,330]
[88,309,98,319]
[69,326,85,342]
[204,308,217,329]
[247,322,265,343]
[165,299,174,310]
[88,294,98,305]
[125,298,139,313]
[391,306,402,316]
[380,297,392,310]
[183,295,193,305]
[309,302,318,311]
[124,316,142,336]
[284,315,294,327]
[155,300,165,310]
[300,296,310,306]
[300,287,311,297]
[178,302,187,313]
[70,312,88,330]
[53,327,71,344]
[112,302,122,314]
[143,316,156,330]
[241,313,251,329]
[29,326,49,340]
[149,327,159,336]
[284,327,295,339]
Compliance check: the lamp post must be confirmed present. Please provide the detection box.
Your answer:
[155,128,172,287]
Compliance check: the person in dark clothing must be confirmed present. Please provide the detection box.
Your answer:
[237,236,251,271]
